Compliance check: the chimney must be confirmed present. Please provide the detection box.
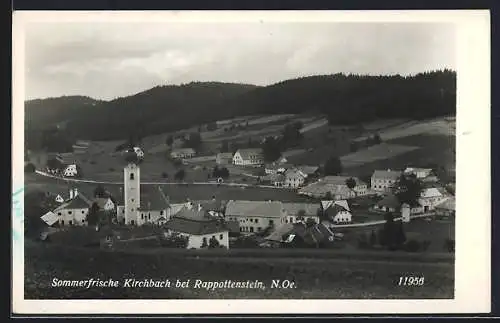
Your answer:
[74,188,78,197]
[198,204,202,212]
[69,189,74,199]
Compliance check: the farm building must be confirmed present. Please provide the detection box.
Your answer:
[164,207,230,249]
[52,189,92,226]
[225,200,287,234]
[94,197,116,212]
[232,148,264,166]
[298,176,367,199]
[216,152,234,165]
[280,222,335,248]
[404,167,433,179]
[371,169,402,193]
[435,197,455,216]
[282,202,321,224]
[295,165,320,178]
[170,148,196,159]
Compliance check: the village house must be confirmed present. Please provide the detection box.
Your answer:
[132,146,145,159]
[371,169,402,193]
[52,188,92,226]
[216,152,234,165]
[282,202,321,224]
[435,196,455,217]
[268,173,286,187]
[418,187,448,212]
[321,200,353,224]
[63,164,78,177]
[225,200,287,234]
[404,167,433,179]
[264,163,293,175]
[54,194,64,204]
[164,207,230,249]
[294,165,320,178]
[170,148,196,160]
[266,222,335,248]
[298,176,367,199]
[94,197,116,212]
[284,168,307,188]
[232,148,264,166]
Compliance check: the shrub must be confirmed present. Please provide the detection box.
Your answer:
[403,239,421,252]
[161,172,168,179]
[25,163,36,173]
[209,236,220,248]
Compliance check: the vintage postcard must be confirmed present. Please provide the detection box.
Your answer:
[12,10,491,315]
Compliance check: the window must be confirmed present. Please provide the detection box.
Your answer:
[148,214,151,220]
[239,227,243,232]
[219,234,223,240]
[58,212,62,216]
[61,220,64,225]
[122,209,125,214]
[82,210,85,214]
[160,210,164,215]
[130,173,135,180]
[69,220,73,225]
[131,220,135,225]
[68,211,72,215]
[82,219,85,223]
[255,219,259,223]
[269,220,274,225]
[141,214,144,219]
[131,208,134,212]
[212,236,216,240]
[250,227,254,233]
[258,227,262,232]
[131,198,135,202]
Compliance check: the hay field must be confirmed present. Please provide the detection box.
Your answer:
[340,143,421,168]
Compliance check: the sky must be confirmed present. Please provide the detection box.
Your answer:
[25,22,455,101]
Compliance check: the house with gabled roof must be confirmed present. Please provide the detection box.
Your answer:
[371,169,402,193]
[170,148,196,159]
[225,200,287,234]
[298,176,367,199]
[164,207,230,249]
[284,168,307,188]
[321,200,352,224]
[282,202,321,224]
[53,189,93,226]
[232,148,264,166]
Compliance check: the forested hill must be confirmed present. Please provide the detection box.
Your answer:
[218,69,456,123]
[25,70,455,145]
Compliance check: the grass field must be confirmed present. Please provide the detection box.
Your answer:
[340,143,421,168]
[25,240,454,299]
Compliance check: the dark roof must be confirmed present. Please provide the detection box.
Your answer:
[290,222,334,246]
[54,193,92,211]
[324,204,348,218]
[165,216,229,235]
[138,186,170,211]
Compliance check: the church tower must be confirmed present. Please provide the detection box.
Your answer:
[124,163,140,225]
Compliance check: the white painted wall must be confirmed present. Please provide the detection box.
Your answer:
[124,164,141,225]
[55,208,89,226]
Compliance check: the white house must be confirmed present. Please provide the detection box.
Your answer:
[232,148,264,166]
[63,164,78,177]
[284,168,307,188]
[53,189,92,226]
[55,194,64,204]
[282,202,321,224]
[418,187,447,212]
[264,163,293,175]
[164,207,230,249]
[404,167,433,179]
[133,147,144,159]
[94,197,115,212]
[322,200,352,224]
[170,148,196,159]
[371,169,402,192]
[269,173,285,187]
[225,200,287,234]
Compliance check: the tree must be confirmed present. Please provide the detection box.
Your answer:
[201,237,208,248]
[161,172,168,179]
[47,158,63,171]
[350,141,359,152]
[174,169,186,181]
[166,135,174,146]
[125,151,140,164]
[345,177,357,193]
[220,140,229,153]
[87,202,100,226]
[305,217,317,227]
[297,210,306,223]
[75,165,84,179]
[207,122,217,131]
[324,156,342,176]
[372,133,382,144]
[25,163,35,173]
[369,230,377,247]
[325,191,333,200]
[94,185,106,198]
[281,122,303,148]
[394,174,423,206]
[261,136,282,162]
[209,236,220,248]
[184,132,202,149]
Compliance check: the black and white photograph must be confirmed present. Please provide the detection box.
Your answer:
[12,10,490,314]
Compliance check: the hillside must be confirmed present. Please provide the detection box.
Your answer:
[25,70,456,145]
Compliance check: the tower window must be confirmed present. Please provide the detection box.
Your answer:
[130,173,134,180]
